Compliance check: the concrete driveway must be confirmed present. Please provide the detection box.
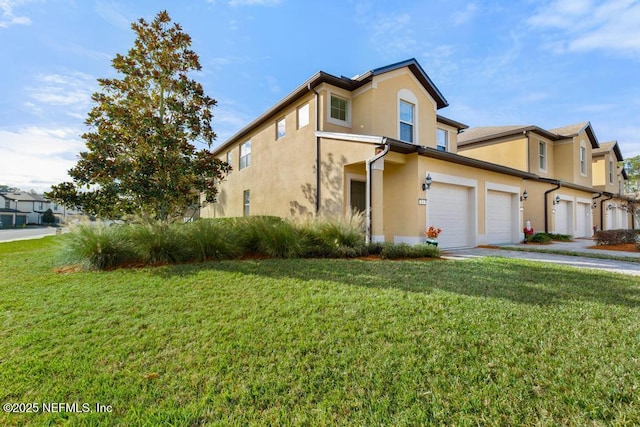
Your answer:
[443,239,640,277]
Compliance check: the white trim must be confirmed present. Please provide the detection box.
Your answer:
[538,140,547,173]
[579,140,587,177]
[315,131,385,144]
[394,236,422,245]
[398,89,418,144]
[327,91,351,127]
[372,235,385,243]
[428,172,477,188]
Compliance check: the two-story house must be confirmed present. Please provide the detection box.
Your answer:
[591,141,633,230]
[0,193,28,227]
[0,192,51,226]
[202,59,549,249]
[457,122,607,238]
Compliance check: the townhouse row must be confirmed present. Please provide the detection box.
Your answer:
[200,58,634,249]
[0,191,82,227]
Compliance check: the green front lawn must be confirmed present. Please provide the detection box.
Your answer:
[1,237,639,425]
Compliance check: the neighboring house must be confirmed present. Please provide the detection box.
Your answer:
[457,122,616,237]
[50,201,84,224]
[0,193,29,227]
[201,58,635,247]
[591,141,633,230]
[0,192,50,225]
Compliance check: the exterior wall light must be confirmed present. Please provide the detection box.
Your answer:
[592,202,597,209]
[520,189,528,202]
[553,195,561,205]
[422,174,433,191]
[607,203,613,210]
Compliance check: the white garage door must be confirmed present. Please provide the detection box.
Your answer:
[429,183,473,249]
[487,190,514,244]
[554,200,571,235]
[575,202,591,238]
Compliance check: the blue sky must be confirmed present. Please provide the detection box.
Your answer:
[1,0,639,192]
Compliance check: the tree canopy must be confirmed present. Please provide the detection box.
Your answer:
[47,10,230,222]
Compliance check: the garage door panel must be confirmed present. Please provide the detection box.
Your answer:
[429,183,473,249]
[487,190,513,244]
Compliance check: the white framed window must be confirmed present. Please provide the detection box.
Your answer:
[243,190,250,216]
[276,117,285,140]
[226,150,233,174]
[609,158,614,184]
[538,141,547,171]
[399,100,415,143]
[4,199,9,209]
[436,128,448,151]
[240,141,251,170]
[297,103,309,129]
[580,140,587,176]
[327,93,350,126]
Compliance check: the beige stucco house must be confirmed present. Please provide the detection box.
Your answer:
[457,122,636,237]
[591,141,633,230]
[202,58,635,247]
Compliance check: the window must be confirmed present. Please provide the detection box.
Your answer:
[580,141,587,175]
[609,159,614,184]
[4,199,9,209]
[276,117,285,139]
[330,95,348,122]
[243,190,250,217]
[436,128,448,151]
[297,103,309,129]
[240,141,251,170]
[538,141,547,171]
[226,150,233,173]
[399,100,415,143]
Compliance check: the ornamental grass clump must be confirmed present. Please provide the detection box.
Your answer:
[128,223,189,265]
[181,219,243,261]
[60,224,138,270]
[236,216,310,259]
[302,211,367,258]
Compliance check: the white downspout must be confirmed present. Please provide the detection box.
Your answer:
[365,138,389,244]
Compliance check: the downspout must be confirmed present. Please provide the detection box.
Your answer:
[592,192,602,232]
[544,180,561,233]
[309,83,321,216]
[365,139,389,244]
[600,193,614,231]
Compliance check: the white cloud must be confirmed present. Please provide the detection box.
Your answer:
[0,127,85,192]
[0,0,32,28]
[26,72,96,118]
[529,0,640,55]
[453,3,478,26]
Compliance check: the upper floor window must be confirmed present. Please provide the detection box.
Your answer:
[328,94,350,126]
[4,199,9,209]
[240,141,251,170]
[276,117,285,139]
[619,178,624,195]
[609,159,614,184]
[538,141,547,171]
[436,128,448,151]
[580,140,587,176]
[226,150,233,174]
[297,103,309,129]
[399,100,415,143]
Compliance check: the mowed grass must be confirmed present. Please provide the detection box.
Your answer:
[1,237,639,425]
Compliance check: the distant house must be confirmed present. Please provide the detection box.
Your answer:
[591,141,633,230]
[0,192,84,227]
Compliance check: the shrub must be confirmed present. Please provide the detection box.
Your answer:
[128,223,188,265]
[547,233,572,242]
[529,233,552,243]
[60,224,138,270]
[181,219,244,261]
[380,242,441,259]
[236,216,310,258]
[595,229,640,245]
[296,211,366,258]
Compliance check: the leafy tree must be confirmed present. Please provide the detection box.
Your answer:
[624,155,640,194]
[47,10,230,222]
[41,208,56,225]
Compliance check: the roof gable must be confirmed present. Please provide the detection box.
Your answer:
[550,122,599,149]
[593,141,623,161]
[214,59,448,154]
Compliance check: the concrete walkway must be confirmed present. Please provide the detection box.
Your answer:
[443,239,640,276]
